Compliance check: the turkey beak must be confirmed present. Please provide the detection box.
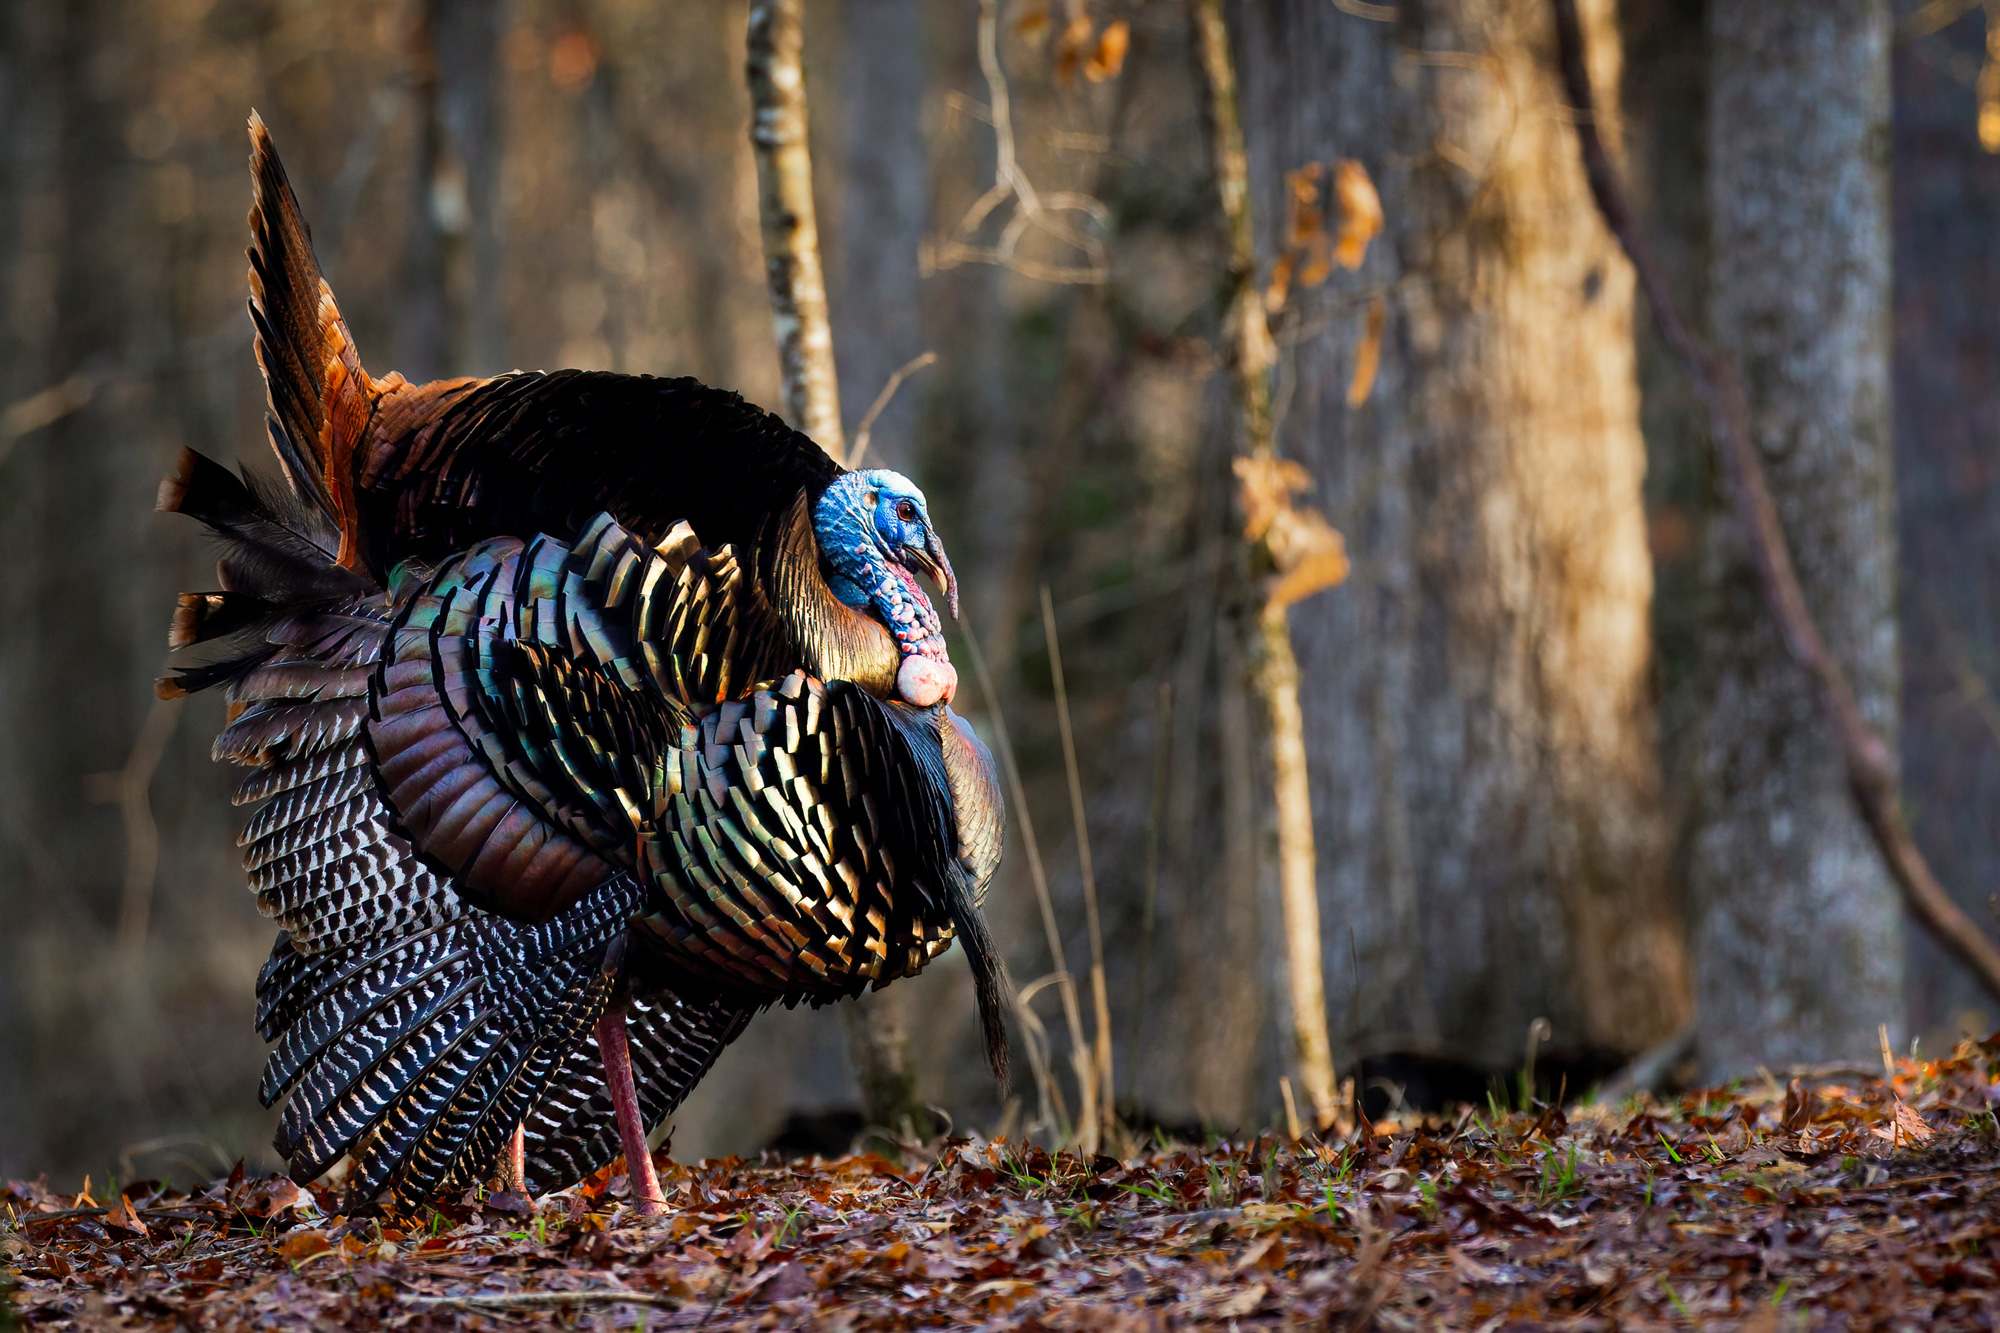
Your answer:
[911,533,959,620]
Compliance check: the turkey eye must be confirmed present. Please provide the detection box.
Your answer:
[896,500,917,523]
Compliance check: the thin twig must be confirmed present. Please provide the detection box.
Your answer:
[0,373,95,469]
[927,0,1109,285]
[960,622,1097,1149]
[847,351,938,469]
[1193,0,1342,1129]
[1123,680,1172,1103]
[404,1289,682,1312]
[83,696,183,957]
[1550,0,2000,1003]
[1040,585,1116,1154]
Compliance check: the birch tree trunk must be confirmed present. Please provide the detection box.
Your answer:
[1230,0,1687,1076]
[1690,1,1902,1077]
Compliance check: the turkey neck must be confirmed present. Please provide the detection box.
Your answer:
[766,493,902,698]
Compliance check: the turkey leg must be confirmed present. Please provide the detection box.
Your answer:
[504,1125,527,1195]
[596,1009,666,1216]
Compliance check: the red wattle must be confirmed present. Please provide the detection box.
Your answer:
[897,655,957,707]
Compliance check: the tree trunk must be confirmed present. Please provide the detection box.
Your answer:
[1690,1,1901,1077]
[1890,8,2000,1044]
[1191,0,1341,1130]
[1230,0,1686,1079]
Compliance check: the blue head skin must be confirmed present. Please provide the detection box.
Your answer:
[813,469,959,705]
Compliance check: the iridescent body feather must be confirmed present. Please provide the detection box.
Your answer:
[157,117,1006,1215]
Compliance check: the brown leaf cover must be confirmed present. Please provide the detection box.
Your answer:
[11,1037,2000,1328]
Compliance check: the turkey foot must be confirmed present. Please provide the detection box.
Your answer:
[597,1009,667,1216]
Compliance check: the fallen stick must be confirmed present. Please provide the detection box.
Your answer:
[1548,0,2000,1004]
[403,1288,683,1311]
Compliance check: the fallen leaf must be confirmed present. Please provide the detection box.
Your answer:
[100,1195,147,1239]
[1781,1079,1817,1133]
[1449,1246,1496,1284]
[241,1176,301,1219]
[1868,1099,1935,1149]
[753,1260,816,1302]
[278,1229,331,1263]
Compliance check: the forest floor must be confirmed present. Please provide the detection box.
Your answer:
[8,1040,2000,1330]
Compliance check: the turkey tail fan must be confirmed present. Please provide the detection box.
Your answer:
[246,111,379,571]
[264,872,649,1216]
[154,443,369,699]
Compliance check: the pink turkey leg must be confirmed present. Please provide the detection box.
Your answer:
[505,1124,527,1195]
[596,1009,666,1216]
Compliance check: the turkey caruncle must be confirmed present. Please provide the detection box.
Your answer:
[155,115,1009,1218]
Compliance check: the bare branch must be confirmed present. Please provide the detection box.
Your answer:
[83,697,182,957]
[926,0,1109,286]
[847,351,938,470]
[1041,585,1116,1154]
[0,373,95,469]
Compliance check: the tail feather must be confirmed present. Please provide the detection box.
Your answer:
[523,987,754,1193]
[261,872,648,1214]
[246,112,378,568]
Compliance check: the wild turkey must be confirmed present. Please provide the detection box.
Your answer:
[158,115,1008,1216]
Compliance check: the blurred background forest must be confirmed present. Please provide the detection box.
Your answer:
[4,0,1999,1188]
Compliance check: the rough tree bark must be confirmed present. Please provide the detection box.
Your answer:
[1230,0,1687,1079]
[1689,2,1903,1077]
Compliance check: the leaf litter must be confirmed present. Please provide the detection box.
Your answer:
[12,1035,2000,1329]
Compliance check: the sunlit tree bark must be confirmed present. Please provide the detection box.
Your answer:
[1230,0,1687,1079]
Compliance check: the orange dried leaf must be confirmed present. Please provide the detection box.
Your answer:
[278,1229,332,1263]
[1055,15,1094,87]
[1297,231,1333,290]
[1266,510,1350,611]
[549,29,598,91]
[1085,19,1130,82]
[1264,251,1298,312]
[1013,2,1052,45]
[1347,295,1385,407]
[1333,159,1383,269]
[101,1195,148,1239]
[1284,163,1324,247]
